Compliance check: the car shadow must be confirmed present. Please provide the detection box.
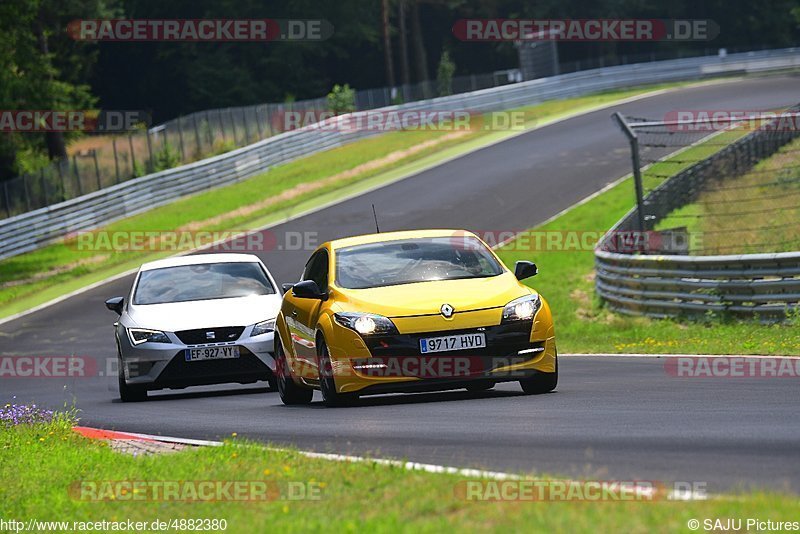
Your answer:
[111,383,275,403]
[300,387,551,409]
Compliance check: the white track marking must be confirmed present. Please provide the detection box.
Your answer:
[76,425,708,500]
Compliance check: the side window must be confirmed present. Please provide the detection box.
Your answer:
[302,250,329,291]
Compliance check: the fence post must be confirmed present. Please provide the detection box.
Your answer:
[146,129,154,172]
[612,112,646,232]
[177,116,186,161]
[22,174,31,211]
[242,107,251,144]
[112,137,121,183]
[40,168,47,207]
[229,109,238,145]
[57,159,67,201]
[3,180,11,218]
[72,155,83,196]
[192,114,202,156]
[128,133,137,178]
[92,150,102,190]
[218,110,226,143]
[254,106,264,139]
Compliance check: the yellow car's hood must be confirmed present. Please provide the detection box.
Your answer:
[333,272,531,318]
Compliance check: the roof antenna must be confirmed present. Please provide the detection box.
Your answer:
[371,204,381,233]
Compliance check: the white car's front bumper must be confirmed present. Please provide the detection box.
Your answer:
[116,324,276,390]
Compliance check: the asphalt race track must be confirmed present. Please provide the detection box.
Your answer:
[2,76,799,493]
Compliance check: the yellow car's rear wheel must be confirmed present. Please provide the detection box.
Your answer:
[318,336,359,408]
[275,334,313,405]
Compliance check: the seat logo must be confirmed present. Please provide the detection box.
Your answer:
[205,331,215,340]
[440,304,455,318]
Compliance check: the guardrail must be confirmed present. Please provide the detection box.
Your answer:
[2,47,800,260]
[596,105,800,321]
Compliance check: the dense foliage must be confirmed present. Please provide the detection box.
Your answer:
[1,0,799,178]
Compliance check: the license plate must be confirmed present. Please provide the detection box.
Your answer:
[420,333,486,354]
[185,346,240,362]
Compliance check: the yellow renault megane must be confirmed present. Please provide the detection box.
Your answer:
[274,229,557,407]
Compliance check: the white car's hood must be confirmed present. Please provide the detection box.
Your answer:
[127,294,282,332]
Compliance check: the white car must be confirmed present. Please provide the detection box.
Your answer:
[105,254,281,402]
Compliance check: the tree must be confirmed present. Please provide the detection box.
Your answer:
[436,50,455,97]
[0,0,113,179]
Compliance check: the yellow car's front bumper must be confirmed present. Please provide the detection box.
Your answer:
[324,297,556,395]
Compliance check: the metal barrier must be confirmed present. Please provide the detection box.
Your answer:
[2,47,800,260]
[596,105,800,321]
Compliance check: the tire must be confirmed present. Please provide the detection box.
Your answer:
[519,350,558,395]
[266,369,278,391]
[118,353,147,402]
[466,382,494,392]
[275,335,313,405]
[318,337,358,408]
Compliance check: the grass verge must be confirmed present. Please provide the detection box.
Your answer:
[655,136,800,254]
[0,80,719,320]
[2,415,799,533]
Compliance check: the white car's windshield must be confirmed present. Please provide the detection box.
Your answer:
[335,237,503,289]
[134,262,275,305]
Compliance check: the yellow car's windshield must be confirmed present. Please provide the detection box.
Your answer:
[335,237,503,289]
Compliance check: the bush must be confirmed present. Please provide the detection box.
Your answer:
[327,84,356,115]
[153,143,181,172]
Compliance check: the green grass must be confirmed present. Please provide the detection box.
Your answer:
[656,136,800,255]
[494,136,800,354]
[3,417,799,532]
[0,80,713,320]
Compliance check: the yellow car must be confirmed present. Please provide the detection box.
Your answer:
[274,229,557,407]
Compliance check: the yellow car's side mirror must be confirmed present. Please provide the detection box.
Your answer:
[514,261,538,280]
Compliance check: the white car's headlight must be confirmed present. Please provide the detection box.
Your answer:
[252,319,276,336]
[127,328,170,346]
[334,313,398,336]
[502,294,541,322]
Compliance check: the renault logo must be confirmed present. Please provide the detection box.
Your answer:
[440,304,454,318]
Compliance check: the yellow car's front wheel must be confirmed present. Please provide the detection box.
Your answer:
[519,350,558,394]
[318,336,359,408]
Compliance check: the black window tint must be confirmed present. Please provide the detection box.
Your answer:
[303,250,329,290]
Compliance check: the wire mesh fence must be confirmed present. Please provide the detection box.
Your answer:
[615,105,800,255]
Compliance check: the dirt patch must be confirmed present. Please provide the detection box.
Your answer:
[178,131,469,233]
[1,254,109,288]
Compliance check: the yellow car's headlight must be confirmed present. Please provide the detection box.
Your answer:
[334,313,398,336]
[501,294,541,323]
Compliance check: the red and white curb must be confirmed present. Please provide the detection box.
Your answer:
[73,425,707,501]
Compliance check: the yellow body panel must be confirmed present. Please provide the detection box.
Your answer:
[276,229,557,395]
